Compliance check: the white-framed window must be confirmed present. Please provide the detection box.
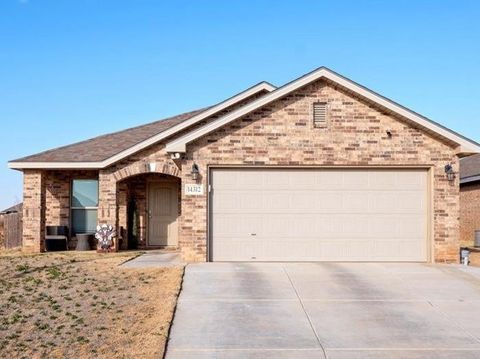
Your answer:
[71,179,98,235]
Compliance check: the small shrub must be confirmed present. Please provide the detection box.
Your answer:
[10,312,22,324]
[46,267,63,279]
[76,336,89,344]
[15,264,29,273]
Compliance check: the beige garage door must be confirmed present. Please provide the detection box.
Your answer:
[210,168,428,262]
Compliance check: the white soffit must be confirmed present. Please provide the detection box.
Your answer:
[165,67,480,154]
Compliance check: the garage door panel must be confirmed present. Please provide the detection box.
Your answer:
[397,192,426,212]
[238,171,263,188]
[367,215,424,239]
[315,192,344,212]
[369,171,397,189]
[240,192,264,211]
[212,192,238,211]
[264,171,291,188]
[213,239,253,261]
[374,240,426,261]
[341,215,371,237]
[315,216,338,234]
[315,171,344,188]
[343,171,370,190]
[290,192,317,210]
[396,171,426,190]
[264,193,291,211]
[371,192,424,213]
[261,215,292,236]
[212,214,263,238]
[290,171,317,187]
[397,216,426,237]
[371,193,397,212]
[368,216,399,237]
[342,192,371,212]
[210,168,428,262]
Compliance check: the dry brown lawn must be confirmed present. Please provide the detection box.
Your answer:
[0,250,183,358]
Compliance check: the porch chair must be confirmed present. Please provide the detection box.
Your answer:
[45,226,69,251]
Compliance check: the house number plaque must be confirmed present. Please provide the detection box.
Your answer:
[185,184,204,195]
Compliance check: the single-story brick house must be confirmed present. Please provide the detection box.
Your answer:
[460,154,480,247]
[9,67,480,262]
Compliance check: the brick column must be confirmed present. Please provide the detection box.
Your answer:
[98,170,117,227]
[179,159,207,262]
[22,170,46,252]
[117,181,128,249]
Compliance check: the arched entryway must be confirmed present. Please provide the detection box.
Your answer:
[117,173,181,250]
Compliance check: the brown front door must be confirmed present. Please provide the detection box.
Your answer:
[147,182,178,246]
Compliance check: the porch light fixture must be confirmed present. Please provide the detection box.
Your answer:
[191,163,200,181]
[147,162,157,172]
[444,164,456,182]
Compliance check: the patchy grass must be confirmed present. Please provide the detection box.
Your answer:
[0,251,183,358]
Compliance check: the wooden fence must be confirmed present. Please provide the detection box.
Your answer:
[2,212,23,249]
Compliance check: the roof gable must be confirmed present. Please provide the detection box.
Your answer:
[165,67,480,155]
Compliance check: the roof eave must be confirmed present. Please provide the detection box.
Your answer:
[8,161,103,170]
[8,81,276,170]
[460,175,480,185]
[165,67,480,154]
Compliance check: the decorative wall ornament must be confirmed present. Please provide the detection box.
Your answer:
[95,224,116,252]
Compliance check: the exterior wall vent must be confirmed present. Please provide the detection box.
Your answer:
[313,102,327,127]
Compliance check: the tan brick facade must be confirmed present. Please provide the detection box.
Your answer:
[22,79,461,262]
[460,182,480,247]
[22,170,46,252]
[23,170,99,250]
[180,80,460,263]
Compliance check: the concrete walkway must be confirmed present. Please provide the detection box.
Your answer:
[166,262,480,358]
[120,250,184,268]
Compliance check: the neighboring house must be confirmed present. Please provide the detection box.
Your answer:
[460,154,480,247]
[0,203,23,215]
[8,67,480,263]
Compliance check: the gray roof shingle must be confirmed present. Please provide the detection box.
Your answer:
[0,203,22,214]
[11,108,207,163]
[460,154,480,182]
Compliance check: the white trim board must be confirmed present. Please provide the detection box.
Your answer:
[8,162,102,169]
[8,81,276,170]
[165,67,480,154]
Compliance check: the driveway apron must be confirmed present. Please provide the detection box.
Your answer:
[166,262,480,359]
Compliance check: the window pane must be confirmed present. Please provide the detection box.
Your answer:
[72,209,98,235]
[72,180,98,207]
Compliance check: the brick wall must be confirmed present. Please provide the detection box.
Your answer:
[25,79,460,262]
[23,170,98,251]
[460,182,480,247]
[184,80,459,262]
[97,79,459,262]
[0,215,4,249]
[22,170,45,252]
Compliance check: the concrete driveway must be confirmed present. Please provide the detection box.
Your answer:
[166,263,480,358]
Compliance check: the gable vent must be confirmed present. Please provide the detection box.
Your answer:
[313,102,327,127]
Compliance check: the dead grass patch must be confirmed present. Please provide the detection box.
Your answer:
[0,251,183,358]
